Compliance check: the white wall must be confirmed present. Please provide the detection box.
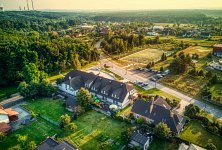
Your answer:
[59,83,78,96]
[0,114,9,123]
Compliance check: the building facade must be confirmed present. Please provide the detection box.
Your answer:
[58,70,135,109]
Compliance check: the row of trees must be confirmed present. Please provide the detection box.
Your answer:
[101,34,150,54]
[0,31,100,86]
[169,52,193,74]
[0,11,80,32]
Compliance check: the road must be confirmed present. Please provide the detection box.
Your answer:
[98,58,222,119]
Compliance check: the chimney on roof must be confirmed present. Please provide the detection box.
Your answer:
[170,111,174,117]
[150,97,155,114]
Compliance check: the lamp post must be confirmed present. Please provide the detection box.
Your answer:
[203,94,211,112]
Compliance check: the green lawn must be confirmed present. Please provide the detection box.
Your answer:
[65,110,131,150]
[149,138,178,150]
[0,118,62,150]
[0,85,17,100]
[22,98,71,122]
[179,121,222,149]
[135,86,181,102]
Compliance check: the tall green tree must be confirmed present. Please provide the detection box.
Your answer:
[154,122,171,139]
[23,63,40,83]
[76,88,93,111]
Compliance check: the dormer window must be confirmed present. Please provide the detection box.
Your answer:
[85,83,88,88]
[92,87,97,91]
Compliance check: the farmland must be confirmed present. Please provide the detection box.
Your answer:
[120,48,164,64]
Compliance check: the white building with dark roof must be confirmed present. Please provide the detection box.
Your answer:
[57,70,135,109]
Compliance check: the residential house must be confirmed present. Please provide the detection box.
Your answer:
[0,106,19,123]
[210,59,222,71]
[178,143,206,150]
[0,122,11,133]
[0,108,9,123]
[58,70,135,109]
[213,44,222,57]
[128,131,152,150]
[131,98,186,134]
[36,137,78,150]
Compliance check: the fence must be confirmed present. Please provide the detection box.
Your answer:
[0,96,24,108]
[39,114,60,127]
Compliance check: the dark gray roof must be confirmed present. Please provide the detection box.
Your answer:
[131,100,185,134]
[63,70,134,104]
[154,97,171,110]
[36,137,77,150]
[64,70,98,89]
[66,96,76,108]
[130,132,149,146]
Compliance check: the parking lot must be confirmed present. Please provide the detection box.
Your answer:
[130,67,170,89]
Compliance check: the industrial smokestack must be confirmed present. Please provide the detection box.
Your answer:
[31,0,34,10]
[26,0,29,11]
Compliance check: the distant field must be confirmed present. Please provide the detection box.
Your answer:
[181,46,211,58]
[120,48,163,64]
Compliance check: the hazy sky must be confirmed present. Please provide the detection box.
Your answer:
[1,0,222,10]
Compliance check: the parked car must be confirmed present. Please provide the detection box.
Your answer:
[142,83,149,87]
[156,74,163,78]
[150,77,157,82]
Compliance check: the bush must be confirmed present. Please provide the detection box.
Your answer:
[206,143,217,150]
[136,117,146,124]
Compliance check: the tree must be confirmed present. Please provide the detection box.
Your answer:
[23,63,40,83]
[184,104,200,118]
[26,141,36,150]
[206,71,213,78]
[76,88,93,111]
[65,122,77,133]
[8,145,22,150]
[154,122,171,139]
[60,114,71,128]
[0,132,5,142]
[16,134,28,149]
[210,74,218,84]
[206,143,217,150]
[121,127,133,144]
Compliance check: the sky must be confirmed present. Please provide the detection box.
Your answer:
[1,0,222,10]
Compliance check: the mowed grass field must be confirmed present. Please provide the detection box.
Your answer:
[179,121,222,149]
[65,110,131,150]
[0,118,62,150]
[5,98,130,150]
[120,48,163,64]
[22,98,71,122]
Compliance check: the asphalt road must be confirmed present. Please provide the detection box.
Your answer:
[99,58,222,120]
